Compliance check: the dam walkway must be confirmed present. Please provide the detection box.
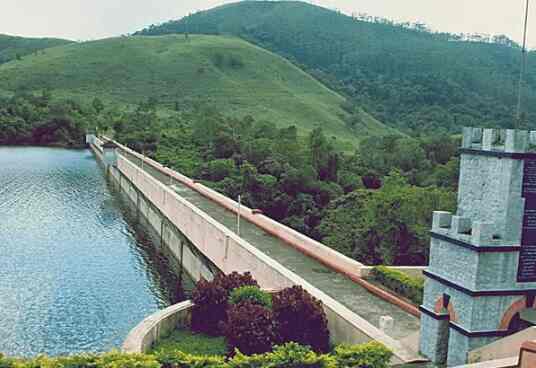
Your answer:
[116,147,421,357]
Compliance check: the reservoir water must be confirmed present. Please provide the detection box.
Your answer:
[0,147,191,357]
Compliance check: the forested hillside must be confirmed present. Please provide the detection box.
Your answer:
[0,34,72,64]
[0,34,396,146]
[137,1,536,134]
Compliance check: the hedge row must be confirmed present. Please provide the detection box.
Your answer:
[371,266,424,305]
[0,342,392,368]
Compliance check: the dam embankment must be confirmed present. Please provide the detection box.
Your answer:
[90,137,423,364]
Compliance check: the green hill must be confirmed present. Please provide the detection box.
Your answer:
[137,1,536,134]
[0,34,396,146]
[0,34,72,64]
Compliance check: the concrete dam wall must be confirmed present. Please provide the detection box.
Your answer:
[89,137,421,364]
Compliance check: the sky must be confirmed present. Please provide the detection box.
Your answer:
[1,0,534,48]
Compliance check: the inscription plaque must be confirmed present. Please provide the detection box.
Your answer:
[518,158,536,282]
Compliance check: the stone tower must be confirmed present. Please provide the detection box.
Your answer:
[420,127,536,366]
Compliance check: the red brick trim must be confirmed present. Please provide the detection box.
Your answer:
[498,297,536,330]
[433,296,458,322]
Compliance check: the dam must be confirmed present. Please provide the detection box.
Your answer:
[0,147,194,356]
[90,136,423,364]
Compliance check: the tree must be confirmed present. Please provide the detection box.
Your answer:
[319,171,456,265]
[92,97,104,114]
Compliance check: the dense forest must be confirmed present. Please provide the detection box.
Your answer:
[0,92,86,146]
[104,99,458,266]
[137,1,536,134]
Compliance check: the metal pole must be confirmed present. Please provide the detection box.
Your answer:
[516,0,531,128]
[237,195,241,236]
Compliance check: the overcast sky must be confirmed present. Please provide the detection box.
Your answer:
[1,0,534,47]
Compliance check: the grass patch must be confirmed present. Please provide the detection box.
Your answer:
[151,329,228,356]
[371,266,424,305]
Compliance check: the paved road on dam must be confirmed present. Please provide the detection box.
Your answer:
[121,151,421,353]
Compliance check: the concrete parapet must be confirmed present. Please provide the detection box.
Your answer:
[452,356,518,368]
[462,127,529,153]
[122,300,193,353]
[451,216,472,235]
[468,327,536,364]
[519,340,536,368]
[471,222,495,244]
[433,211,452,230]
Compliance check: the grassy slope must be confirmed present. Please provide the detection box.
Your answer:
[137,1,536,132]
[0,34,397,146]
[0,34,72,64]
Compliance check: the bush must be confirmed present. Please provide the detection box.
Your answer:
[222,301,278,355]
[371,266,424,305]
[98,352,161,368]
[272,286,330,353]
[214,272,258,293]
[0,342,392,368]
[229,286,272,309]
[190,272,259,335]
[229,342,336,368]
[190,279,228,335]
[156,351,226,368]
[333,342,393,368]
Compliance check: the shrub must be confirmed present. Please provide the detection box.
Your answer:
[272,286,330,353]
[190,272,259,335]
[371,266,424,305]
[229,286,272,309]
[0,342,391,368]
[214,272,258,293]
[229,342,336,368]
[156,351,226,368]
[191,278,228,335]
[228,55,244,69]
[222,301,278,355]
[333,342,393,368]
[98,352,160,368]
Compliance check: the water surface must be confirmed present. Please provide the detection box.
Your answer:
[0,147,189,357]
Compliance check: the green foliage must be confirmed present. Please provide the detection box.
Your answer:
[228,343,336,368]
[0,342,392,368]
[0,93,88,146]
[272,286,330,353]
[205,160,236,181]
[229,286,272,309]
[222,301,279,355]
[371,266,424,305]
[333,342,393,368]
[0,34,71,64]
[157,351,226,368]
[151,330,227,356]
[139,1,536,133]
[0,35,393,145]
[93,97,105,114]
[319,172,456,265]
